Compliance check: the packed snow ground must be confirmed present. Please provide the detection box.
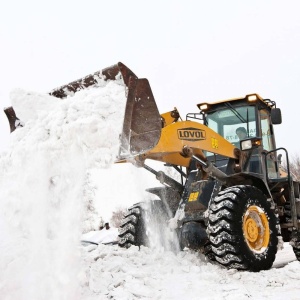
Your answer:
[0,75,300,300]
[81,243,300,300]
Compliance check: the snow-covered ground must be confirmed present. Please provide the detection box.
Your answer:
[1,74,300,300]
[81,227,119,245]
[80,243,300,300]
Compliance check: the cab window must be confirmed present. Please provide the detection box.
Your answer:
[260,109,274,151]
[206,106,257,147]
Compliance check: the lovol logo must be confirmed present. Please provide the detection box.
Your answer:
[177,127,206,141]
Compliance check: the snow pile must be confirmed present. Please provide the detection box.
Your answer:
[9,80,126,168]
[0,76,127,300]
[81,227,119,245]
[81,243,300,300]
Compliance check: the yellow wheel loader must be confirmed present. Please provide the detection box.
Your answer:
[5,62,300,271]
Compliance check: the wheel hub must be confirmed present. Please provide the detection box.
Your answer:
[245,218,259,242]
[243,205,270,253]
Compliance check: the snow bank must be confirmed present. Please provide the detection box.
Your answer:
[0,76,127,300]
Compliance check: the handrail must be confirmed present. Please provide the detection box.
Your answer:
[263,148,298,230]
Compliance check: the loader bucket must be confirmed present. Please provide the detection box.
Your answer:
[119,77,162,158]
[49,62,162,158]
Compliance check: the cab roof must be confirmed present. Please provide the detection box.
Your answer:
[197,93,276,111]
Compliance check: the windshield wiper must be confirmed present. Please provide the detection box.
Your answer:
[225,103,247,123]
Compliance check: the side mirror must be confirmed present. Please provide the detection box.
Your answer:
[271,108,282,125]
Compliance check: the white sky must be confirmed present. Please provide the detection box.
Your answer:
[1,0,300,155]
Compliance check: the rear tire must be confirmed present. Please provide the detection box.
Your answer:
[207,185,278,271]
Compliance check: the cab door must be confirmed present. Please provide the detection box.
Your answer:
[259,109,278,178]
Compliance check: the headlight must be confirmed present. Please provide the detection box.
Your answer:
[240,138,262,151]
[200,104,208,110]
[247,94,258,102]
[241,140,252,150]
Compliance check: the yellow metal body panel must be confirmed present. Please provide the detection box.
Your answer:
[161,108,181,127]
[140,120,237,167]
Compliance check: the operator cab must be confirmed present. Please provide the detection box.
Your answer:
[197,94,282,180]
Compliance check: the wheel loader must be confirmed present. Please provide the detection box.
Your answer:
[4,62,300,272]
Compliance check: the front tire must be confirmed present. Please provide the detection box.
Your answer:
[207,185,278,271]
[118,202,149,248]
[118,200,176,250]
